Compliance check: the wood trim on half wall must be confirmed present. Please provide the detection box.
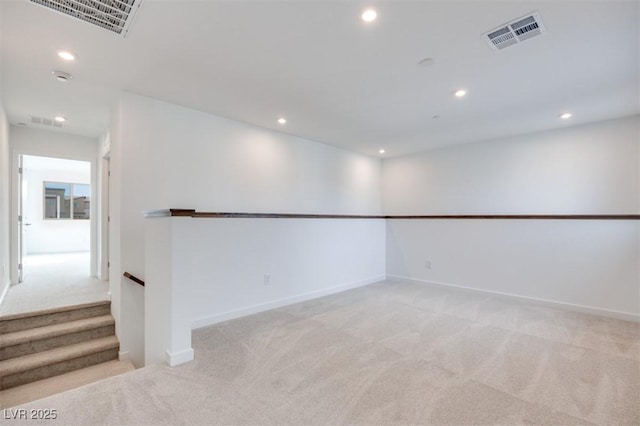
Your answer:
[143,209,640,220]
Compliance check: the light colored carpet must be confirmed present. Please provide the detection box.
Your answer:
[6,280,639,425]
[0,253,108,317]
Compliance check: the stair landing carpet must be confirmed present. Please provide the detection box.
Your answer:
[5,280,639,425]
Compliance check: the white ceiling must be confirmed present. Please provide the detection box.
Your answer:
[1,1,638,157]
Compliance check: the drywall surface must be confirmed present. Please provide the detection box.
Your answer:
[10,126,98,164]
[386,219,639,318]
[0,104,10,306]
[182,218,385,326]
[383,116,640,318]
[111,92,382,366]
[383,116,639,215]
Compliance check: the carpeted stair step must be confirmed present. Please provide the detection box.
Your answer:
[0,301,111,334]
[0,336,119,390]
[0,359,135,409]
[0,315,115,360]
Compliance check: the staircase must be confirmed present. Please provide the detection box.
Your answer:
[0,301,134,408]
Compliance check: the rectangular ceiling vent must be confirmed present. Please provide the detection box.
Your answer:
[484,12,546,51]
[30,0,143,37]
[30,116,64,128]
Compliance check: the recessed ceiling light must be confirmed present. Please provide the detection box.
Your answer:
[559,112,572,120]
[54,116,66,123]
[454,89,467,98]
[378,149,385,154]
[52,70,72,82]
[361,9,377,22]
[277,117,286,124]
[57,50,76,61]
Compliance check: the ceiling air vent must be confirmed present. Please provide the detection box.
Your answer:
[484,12,546,51]
[30,116,64,128]
[30,0,143,37]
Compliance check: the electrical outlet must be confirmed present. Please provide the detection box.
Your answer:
[425,260,432,270]
[264,273,271,286]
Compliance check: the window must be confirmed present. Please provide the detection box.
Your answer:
[44,182,90,220]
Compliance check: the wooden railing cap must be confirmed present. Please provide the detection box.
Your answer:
[144,209,639,220]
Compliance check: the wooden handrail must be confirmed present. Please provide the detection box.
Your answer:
[383,214,640,220]
[143,209,640,221]
[123,272,145,287]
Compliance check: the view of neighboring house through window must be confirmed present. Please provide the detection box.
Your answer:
[44,182,90,220]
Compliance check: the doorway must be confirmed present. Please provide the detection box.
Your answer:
[0,155,108,316]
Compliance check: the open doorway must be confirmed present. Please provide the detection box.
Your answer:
[0,155,108,316]
[23,155,91,280]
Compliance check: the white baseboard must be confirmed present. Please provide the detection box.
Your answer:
[387,275,640,323]
[118,350,130,361]
[192,275,385,330]
[165,348,194,367]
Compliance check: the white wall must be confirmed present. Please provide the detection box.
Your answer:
[182,219,385,328]
[10,126,99,280]
[145,216,385,366]
[383,116,640,319]
[383,116,639,215]
[22,156,91,254]
[386,219,639,318]
[0,103,10,306]
[111,92,382,366]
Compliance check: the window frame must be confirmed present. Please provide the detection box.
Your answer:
[42,181,91,220]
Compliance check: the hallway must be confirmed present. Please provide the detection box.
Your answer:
[0,252,108,317]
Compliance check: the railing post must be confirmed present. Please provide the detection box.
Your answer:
[144,211,194,366]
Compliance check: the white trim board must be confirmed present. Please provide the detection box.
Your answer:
[387,275,640,323]
[165,348,194,367]
[0,280,10,311]
[192,275,385,330]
